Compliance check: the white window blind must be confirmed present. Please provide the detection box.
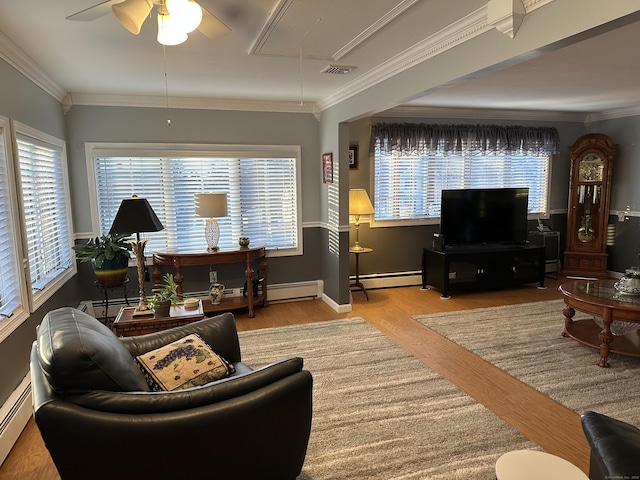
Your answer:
[92,148,300,255]
[0,120,22,319]
[374,149,550,223]
[15,126,75,308]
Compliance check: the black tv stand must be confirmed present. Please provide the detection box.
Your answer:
[421,244,545,299]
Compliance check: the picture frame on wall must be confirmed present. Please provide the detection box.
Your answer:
[349,145,359,170]
[322,153,333,183]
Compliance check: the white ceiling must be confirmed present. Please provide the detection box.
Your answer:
[0,0,639,118]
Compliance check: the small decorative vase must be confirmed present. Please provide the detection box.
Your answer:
[209,283,225,305]
[239,236,250,247]
[614,267,640,296]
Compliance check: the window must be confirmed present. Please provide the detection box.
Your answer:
[0,117,28,339]
[87,144,301,257]
[13,121,76,312]
[371,123,558,225]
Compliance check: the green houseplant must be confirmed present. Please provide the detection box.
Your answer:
[149,273,179,318]
[72,233,133,288]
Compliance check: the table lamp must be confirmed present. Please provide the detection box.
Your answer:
[109,195,164,313]
[349,189,374,251]
[195,192,228,252]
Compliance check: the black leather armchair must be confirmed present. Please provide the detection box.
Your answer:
[581,410,640,480]
[31,307,313,480]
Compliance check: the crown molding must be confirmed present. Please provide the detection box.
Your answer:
[374,105,589,122]
[62,92,320,116]
[0,30,66,101]
[585,105,640,123]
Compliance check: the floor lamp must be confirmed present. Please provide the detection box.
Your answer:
[349,189,374,251]
[109,195,164,313]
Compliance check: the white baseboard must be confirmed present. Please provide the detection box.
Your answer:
[0,374,32,467]
[82,274,422,317]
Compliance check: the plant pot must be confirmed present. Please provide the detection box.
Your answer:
[92,255,129,289]
[153,299,171,318]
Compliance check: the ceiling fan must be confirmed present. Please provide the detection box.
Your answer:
[66,0,231,45]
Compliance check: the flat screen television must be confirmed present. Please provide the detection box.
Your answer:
[440,187,529,246]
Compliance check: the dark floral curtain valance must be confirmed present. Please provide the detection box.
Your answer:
[370,123,560,156]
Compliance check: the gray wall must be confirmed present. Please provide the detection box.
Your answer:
[592,116,640,271]
[65,105,326,300]
[0,59,82,407]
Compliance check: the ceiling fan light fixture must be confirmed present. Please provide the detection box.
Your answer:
[166,0,203,33]
[157,11,188,46]
[112,0,154,35]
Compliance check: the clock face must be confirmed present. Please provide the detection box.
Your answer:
[578,153,604,182]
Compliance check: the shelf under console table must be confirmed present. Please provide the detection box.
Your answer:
[422,244,546,299]
[152,245,268,318]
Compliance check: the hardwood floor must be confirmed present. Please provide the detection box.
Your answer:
[0,276,591,479]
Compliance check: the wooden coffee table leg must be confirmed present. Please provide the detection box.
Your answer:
[597,309,614,368]
[562,304,575,337]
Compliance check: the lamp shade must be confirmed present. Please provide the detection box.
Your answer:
[195,193,228,218]
[109,196,164,235]
[112,0,154,35]
[349,189,374,216]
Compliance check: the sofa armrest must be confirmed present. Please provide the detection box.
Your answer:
[581,410,640,480]
[120,312,241,363]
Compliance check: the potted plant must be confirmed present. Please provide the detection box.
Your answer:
[72,233,133,288]
[149,273,179,318]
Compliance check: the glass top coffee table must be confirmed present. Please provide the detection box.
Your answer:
[560,279,640,367]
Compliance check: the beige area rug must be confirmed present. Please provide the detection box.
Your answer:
[238,318,536,480]
[413,299,640,426]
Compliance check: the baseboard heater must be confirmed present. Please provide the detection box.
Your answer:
[0,374,31,467]
[351,271,422,290]
[82,280,324,318]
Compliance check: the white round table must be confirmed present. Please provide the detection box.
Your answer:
[495,450,588,480]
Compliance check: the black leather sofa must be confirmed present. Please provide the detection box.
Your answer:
[581,410,640,480]
[30,307,313,480]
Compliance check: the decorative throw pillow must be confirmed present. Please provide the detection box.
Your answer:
[135,333,235,391]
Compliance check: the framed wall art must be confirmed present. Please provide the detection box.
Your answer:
[322,153,333,183]
[348,145,359,170]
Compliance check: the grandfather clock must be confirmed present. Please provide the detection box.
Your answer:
[563,133,616,278]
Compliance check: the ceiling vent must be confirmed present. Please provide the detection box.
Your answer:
[321,65,356,75]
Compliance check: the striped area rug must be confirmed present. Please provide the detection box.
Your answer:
[238,317,535,480]
[413,299,640,427]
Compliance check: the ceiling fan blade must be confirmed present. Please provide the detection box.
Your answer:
[66,0,121,21]
[197,4,232,40]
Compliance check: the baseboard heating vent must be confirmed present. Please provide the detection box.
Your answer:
[83,280,325,318]
[0,374,31,467]
[352,271,422,290]
[268,281,322,302]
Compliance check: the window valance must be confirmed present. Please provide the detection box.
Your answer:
[370,123,560,156]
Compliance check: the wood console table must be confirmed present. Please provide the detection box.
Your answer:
[152,245,268,318]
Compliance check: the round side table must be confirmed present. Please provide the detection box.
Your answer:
[495,450,588,480]
[349,247,373,301]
